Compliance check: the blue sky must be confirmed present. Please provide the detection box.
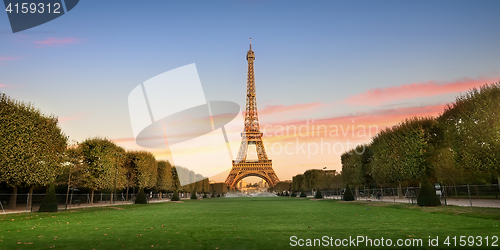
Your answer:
[1,0,500,181]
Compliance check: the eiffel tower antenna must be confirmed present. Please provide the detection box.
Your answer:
[225,42,280,189]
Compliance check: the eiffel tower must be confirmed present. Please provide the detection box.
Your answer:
[225,40,280,189]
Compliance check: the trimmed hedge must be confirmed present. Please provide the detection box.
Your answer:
[38,183,58,212]
[314,190,323,199]
[290,191,296,197]
[135,188,148,204]
[171,191,180,201]
[417,175,441,206]
[300,190,307,197]
[191,191,197,200]
[343,185,355,201]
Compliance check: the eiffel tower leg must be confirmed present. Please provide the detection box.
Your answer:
[255,140,268,161]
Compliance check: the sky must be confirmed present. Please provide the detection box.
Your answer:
[1,0,500,183]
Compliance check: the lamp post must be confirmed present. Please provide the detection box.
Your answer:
[113,153,121,204]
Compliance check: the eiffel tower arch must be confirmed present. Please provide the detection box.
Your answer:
[225,40,280,189]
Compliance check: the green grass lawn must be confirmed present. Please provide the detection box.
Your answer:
[0,197,499,249]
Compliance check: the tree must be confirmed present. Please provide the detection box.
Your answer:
[438,83,500,190]
[341,144,372,198]
[371,117,438,190]
[79,138,126,205]
[303,169,325,192]
[0,93,67,209]
[126,151,157,190]
[56,146,89,206]
[291,174,304,193]
[156,160,173,199]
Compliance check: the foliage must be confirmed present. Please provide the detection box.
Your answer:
[291,174,304,192]
[417,175,441,206]
[79,138,126,192]
[57,147,89,189]
[171,190,180,201]
[191,191,197,200]
[303,169,325,191]
[125,151,157,189]
[171,167,181,192]
[341,144,372,188]
[156,160,173,192]
[343,185,355,201]
[370,117,438,186]
[290,191,296,197]
[0,93,68,188]
[314,190,323,199]
[135,188,148,204]
[38,183,58,212]
[438,83,500,187]
[299,190,307,197]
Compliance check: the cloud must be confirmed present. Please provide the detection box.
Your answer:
[0,57,18,61]
[0,57,20,65]
[34,37,79,47]
[0,84,11,88]
[58,113,85,123]
[260,103,448,143]
[259,102,325,116]
[343,76,499,106]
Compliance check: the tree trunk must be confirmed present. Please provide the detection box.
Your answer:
[66,172,72,205]
[497,170,500,192]
[159,191,162,200]
[398,183,403,199]
[90,189,95,205]
[355,186,359,201]
[126,187,129,201]
[28,186,34,210]
[9,186,17,209]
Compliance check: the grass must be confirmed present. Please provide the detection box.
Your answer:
[0,197,498,249]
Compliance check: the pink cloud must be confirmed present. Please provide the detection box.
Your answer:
[0,84,11,88]
[260,103,448,143]
[343,77,499,106]
[58,113,84,123]
[259,102,325,116]
[0,57,20,65]
[0,57,18,61]
[34,37,79,47]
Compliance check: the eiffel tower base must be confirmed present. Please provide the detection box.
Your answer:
[225,160,279,189]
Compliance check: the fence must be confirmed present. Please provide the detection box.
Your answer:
[0,191,207,214]
[316,184,500,208]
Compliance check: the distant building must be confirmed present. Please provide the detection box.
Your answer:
[238,179,248,189]
[258,179,268,188]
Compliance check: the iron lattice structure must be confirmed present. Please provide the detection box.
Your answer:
[225,41,280,188]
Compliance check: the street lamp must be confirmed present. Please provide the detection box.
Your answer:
[113,153,121,204]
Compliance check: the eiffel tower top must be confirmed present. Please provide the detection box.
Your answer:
[246,38,255,62]
[244,38,260,133]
